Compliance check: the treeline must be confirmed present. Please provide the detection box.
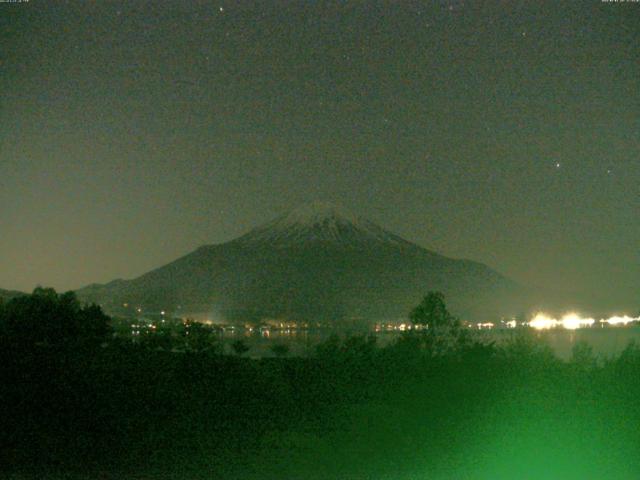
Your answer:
[0,287,111,346]
[1,289,640,479]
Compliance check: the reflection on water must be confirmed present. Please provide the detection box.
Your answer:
[217,326,640,360]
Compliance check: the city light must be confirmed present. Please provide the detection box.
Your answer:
[477,322,494,330]
[528,312,638,330]
[528,313,558,330]
[603,315,639,326]
[560,313,595,330]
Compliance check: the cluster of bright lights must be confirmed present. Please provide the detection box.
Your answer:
[477,322,495,330]
[560,313,595,330]
[527,312,639,330]
[505,319,517,329]
[604,315,638,326]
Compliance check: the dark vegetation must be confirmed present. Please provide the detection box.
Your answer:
[1,290,640,479]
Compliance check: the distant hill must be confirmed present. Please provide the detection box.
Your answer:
[77,202,528,324]
[0,288,25,303]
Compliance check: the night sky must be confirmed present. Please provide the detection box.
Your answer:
[1,1,638,310]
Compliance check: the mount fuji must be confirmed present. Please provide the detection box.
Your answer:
[77,202,525,323]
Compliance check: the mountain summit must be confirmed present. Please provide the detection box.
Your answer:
[78,203,524,323]
[235,202,411,248]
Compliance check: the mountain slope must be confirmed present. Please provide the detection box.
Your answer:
[77,202,525,323]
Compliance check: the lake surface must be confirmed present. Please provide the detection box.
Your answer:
[519,327,640,359]
[217,326,640,360]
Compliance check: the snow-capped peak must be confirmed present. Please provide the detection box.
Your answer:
[270,201,361,229]
[234,202,412,247]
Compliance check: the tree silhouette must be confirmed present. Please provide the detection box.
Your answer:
[409,291,456,329]
[270,343,290,358]
[77,303,111,342]
[0,287,111,346]
[182,320,216,352]
[408,291,466,355]
[231,339,250,356]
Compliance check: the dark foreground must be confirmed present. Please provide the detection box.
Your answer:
[2,332,640,480]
